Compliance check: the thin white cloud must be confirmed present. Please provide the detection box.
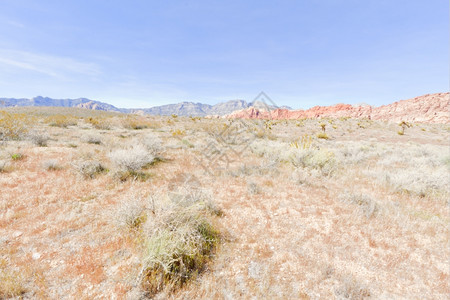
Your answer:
[0,49,101,79]
[3,19,26,28]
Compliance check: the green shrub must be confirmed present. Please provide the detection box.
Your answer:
[10,153,24,161]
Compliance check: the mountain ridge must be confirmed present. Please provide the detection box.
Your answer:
[0,96,288,117]
[1,93,448,123]
[224,92,449,124]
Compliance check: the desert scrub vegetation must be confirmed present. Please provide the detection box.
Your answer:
[316,132,329,139]
[109,144,155,181]
[0,160,10,172]
[363,143,450,198]
[339,191,379,218]
[119,189,221,297]
[74,160,107,179]
[10,152,24,161]
[43,159,62,171]
[397,120,411,135]
[27,130,49,147]
[0,268,27,298]
[251,139,338,176]
[121,115,153,130]
[290,147,337,176]
[45,114,78,128]
[108,133,164,180]
[85,116,112,130]
[81,133,102,144]
[0,111,34,140]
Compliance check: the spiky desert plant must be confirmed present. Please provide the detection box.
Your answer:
[398,121,411,135]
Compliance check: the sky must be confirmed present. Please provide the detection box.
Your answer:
[0,0,448,109]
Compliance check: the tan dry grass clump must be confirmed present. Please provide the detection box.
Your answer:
[0,268,27,298]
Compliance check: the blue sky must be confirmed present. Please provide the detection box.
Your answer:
[0,0,448,109]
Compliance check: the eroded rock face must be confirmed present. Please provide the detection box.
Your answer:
[224,93,449,123]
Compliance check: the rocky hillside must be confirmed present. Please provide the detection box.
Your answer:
[224,93,449,123]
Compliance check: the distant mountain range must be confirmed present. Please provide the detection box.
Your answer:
[0,96,291,117]
[1,93,448,123]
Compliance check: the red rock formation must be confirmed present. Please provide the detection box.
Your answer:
[224,92,449,124]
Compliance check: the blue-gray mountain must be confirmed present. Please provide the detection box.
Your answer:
[0,96,291,116]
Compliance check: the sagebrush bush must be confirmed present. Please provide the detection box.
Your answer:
[291,148,338,176]
[43,159,61,171]
[335,276,371,299]
[0,160,10,172]
[339,192,378,218]
[82,134,102,145]
[74,160,106,179]
[28,131,49,147]
[139,133,163,157]
[109,144,155,172]
[116,196,148,230]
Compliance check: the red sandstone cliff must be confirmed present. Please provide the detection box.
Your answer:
[224,93,449,123]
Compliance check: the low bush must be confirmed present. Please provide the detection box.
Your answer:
[82,134,102,145]
[137,191,220,297]
[0,160,10,172]
[28,131,49,147]
[74,160,106,179]
[45,115,78,128]
[0,111,32,140]
[43,159,62,171]
[339,192,379,218]
[85,117,112,130]
[122,116,152,130]
[10,153,24,161]
[109,144,155,172]
[317,132,329,139]
[140,133,163,157]
[291,148,338,176]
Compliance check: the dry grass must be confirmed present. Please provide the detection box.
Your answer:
[0,108,448,299]
[0,268,27,298]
